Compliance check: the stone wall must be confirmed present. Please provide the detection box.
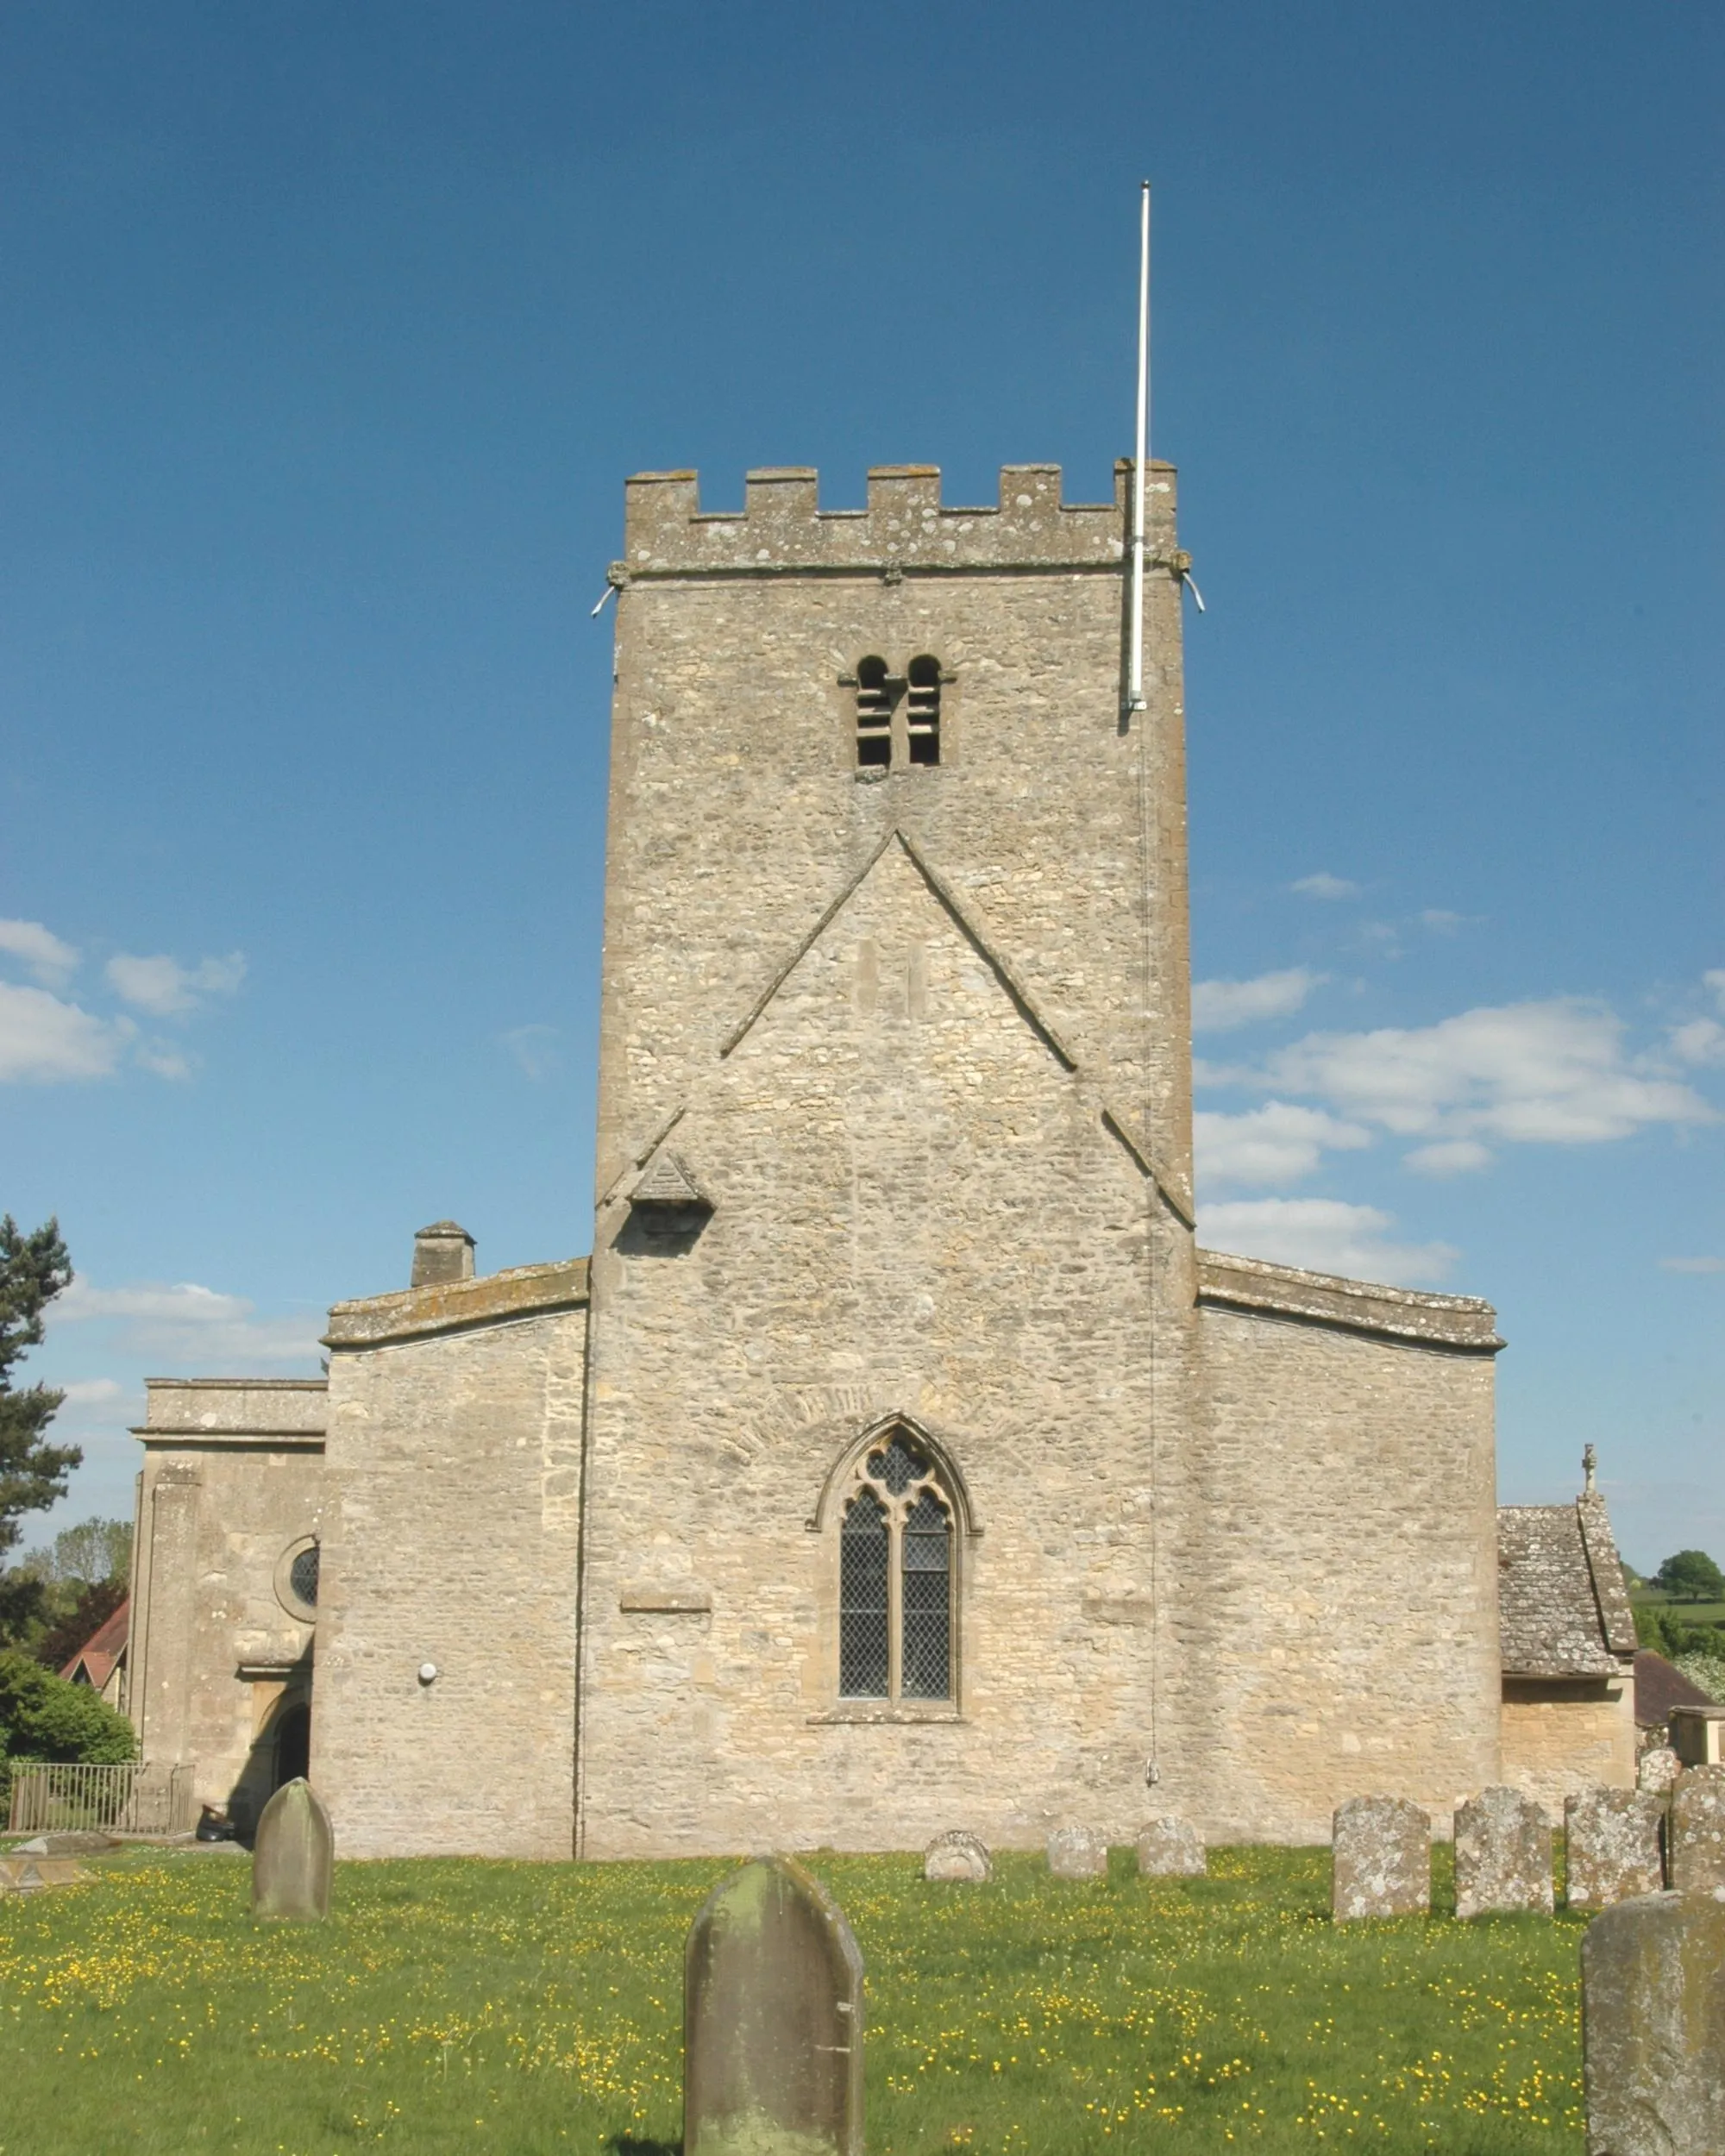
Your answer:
[311,1263,588,1858]
[1189,1282,1502,1843]
[129,1379,327,1831]
[1501,1678,1636,1820]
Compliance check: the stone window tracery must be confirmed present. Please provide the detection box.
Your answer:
[837,1432,953,1701]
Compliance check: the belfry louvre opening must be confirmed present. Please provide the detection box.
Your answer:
[838,1431,953,1701]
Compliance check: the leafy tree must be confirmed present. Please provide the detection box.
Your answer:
[35,1577,128,1677]
[15,1516,131,1591]
[0,1216,77,1649]
[1656,1549,1725,1603]
[0,1646,134,1815]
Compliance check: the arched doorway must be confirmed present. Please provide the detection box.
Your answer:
[273,1700,310,1788]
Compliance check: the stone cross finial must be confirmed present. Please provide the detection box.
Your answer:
[1584,1443,1598,1495]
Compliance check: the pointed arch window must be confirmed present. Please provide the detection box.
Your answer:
[837,1430,953,1701]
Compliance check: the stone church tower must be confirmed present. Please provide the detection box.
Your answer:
[127,459,1552,1862]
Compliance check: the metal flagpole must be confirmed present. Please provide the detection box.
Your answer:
[1126,180,1151,714]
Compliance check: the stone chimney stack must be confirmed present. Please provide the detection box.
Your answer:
[411,1221,475,1288]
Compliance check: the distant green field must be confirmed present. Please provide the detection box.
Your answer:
[1627,1588,1725,1626]
[0,1843,1588,2153]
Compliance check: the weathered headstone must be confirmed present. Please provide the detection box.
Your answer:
[1582,1890,1725,2155]
[1045,1825,1107,1879]
[1332,1795,1430,1921]
[923,1830,991,1883]
[1454,1786,1553,1918]
[1668,1765,1725,1896]
[251,1777,333,1921]
[684,1855,864,2156]
[1565,1788,1665,1908]
[9,1831,116,1857]
[1639,1745,1681,1796]
[1136,1814,1206,1878]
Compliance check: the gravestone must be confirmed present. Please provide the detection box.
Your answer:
[1565,1788,1665,1908]
[1582,1890,1725,2155]
[0,1855,83,1896]
[1136,1814,1206,1878]
[1454,1786,1553,1918]
[9,1831,116,1857]
[251,1777,333,1921]
[1045,1825,1107,1879]
[1639,1745,1680,1796]
[923,1830,991,1883]
[1668,1765,1725,1896]
[1332,1796,1430,1921]
[684,1855,864,2156]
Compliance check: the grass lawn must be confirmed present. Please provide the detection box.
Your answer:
[0,1842,1585,2153]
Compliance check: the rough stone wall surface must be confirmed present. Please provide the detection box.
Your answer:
[1565,1787,1665,1908]
[1502,1681,1637,1821]
[580,465,1200,1858]
[312,1309,587,1858]
[1667,1765,1725,1895]
[128,1381,326,1827]
[1191,1304,1501,1842]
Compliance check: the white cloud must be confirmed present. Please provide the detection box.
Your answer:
[1199,1197,1459,1286]
[0,981,131,1082]
[60,1378,125,1407]
[1292,872,1360,900]
[1258,998,1714,1148]
[1191,968,1322,1034]
[0,918,79,987]
[105,950,246,1016]
[1669,1017,1725,1069]
[1707,970,1725,1010]
[1195,1102,1370,1189]
[53,1275,323,1368]
[1404,1138,1495,1176]
[1660,1257,1725,1275]
[502,1023,563,1081]
[1421,909,1465,934]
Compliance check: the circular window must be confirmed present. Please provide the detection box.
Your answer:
[289,1544,320,1609]
[274,1536,321,1623]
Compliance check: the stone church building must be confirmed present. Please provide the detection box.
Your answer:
[124,460,1636,1857]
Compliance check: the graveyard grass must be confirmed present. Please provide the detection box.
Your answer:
[0,1843,1586,2153]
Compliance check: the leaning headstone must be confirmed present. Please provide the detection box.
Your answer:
[685,1855,864,2156]
[1565,1788,1665,1908]
[1045,1825,1107,1879]
[1137,1814,1206,1877]
[1332,1796,1430,1921]
[251,1777,333,1921]
[1454,1786,1553,1918]
[1639,1745,1681,1796]
[923,1830,991,1883]
[1582,1890,1725,2155]
[1668,1765,1725,1896]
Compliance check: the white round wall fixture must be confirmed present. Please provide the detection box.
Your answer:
[417,1662,439,1686]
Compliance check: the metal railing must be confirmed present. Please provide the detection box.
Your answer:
[7,1761,197,1838]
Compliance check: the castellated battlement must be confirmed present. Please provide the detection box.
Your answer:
[619,458,1179,577]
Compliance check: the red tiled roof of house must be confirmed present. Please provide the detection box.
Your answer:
[60,1595,129,1689]
[1634,1646,1717,1728]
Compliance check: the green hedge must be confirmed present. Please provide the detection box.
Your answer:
[0,1647,135,1819]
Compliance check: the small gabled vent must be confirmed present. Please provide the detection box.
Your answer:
[630,1150,710,1212]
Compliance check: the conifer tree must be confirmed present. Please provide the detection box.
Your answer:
[0,1217,77,1644]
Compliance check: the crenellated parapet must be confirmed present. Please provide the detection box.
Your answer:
[618,460,1179,578]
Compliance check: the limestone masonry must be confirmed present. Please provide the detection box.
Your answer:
[127,460,1635,1855]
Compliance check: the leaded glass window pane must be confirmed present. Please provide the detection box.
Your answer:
[867,1433,926,1495]
[900,1489,951,1699]
[839,1490,889,1696]
[289,1544,320,1609]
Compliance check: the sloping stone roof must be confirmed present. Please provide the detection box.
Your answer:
[1634,1648,1717,1728]
[1498,1495,1637,1677]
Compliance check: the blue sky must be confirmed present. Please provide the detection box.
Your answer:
[3,3,1719,1570]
